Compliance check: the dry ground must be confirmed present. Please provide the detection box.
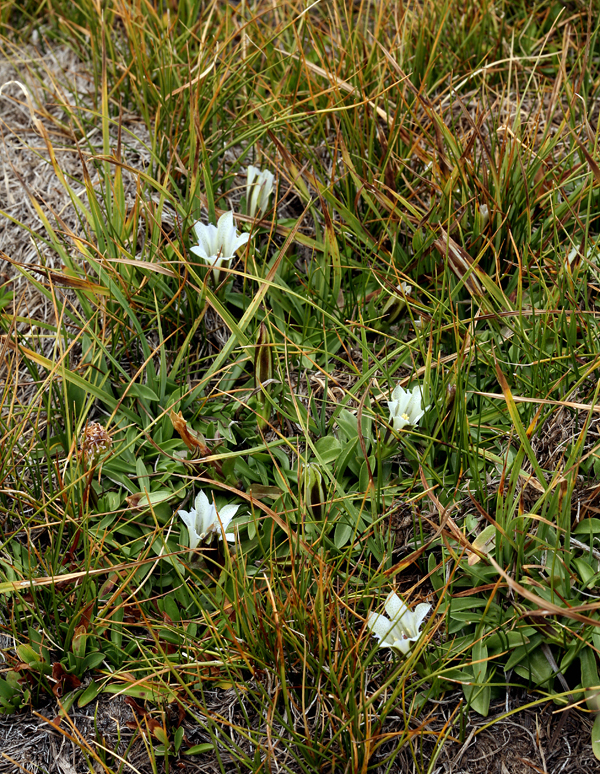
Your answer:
[0,692,596,773]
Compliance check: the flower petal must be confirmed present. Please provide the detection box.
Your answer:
[366,612,395,645]
[406,387,422,418]
[412,411,425,426]
[397,417,410,431]
[178,509,200,550]
[247,165,259,188]
[217,504,241,531]
[191,245,220,266]
[384,592,409,622]
[247,166,260,217]
[258,170,274,213]
[391,637,413,655]
[412,603,431,632]
[232,230,250,254]
[194,491,214,535]
[189,244,209,261]
[194,222,219,258]
[215,211,235,258]
[178,509,194,531]
[391,384,406,402]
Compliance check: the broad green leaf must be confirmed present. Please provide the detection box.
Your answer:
[185,743,214,755]
[575,519,600,535]
[78,680,100,708]
[314,435,342,464]
[581,647,600,712]
[592,714,600,760]
[126,384,160,402]
[334,520,353,548]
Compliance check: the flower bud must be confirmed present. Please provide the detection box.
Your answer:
[479,204,489,229]
[381,282,412,324]
[301,463,325,520]
[254,323,273,431]
[445,382,456,409]
[254,322,273,388]
[247,166,275,219]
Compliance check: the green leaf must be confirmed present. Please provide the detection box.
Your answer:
[132,491,176,507]
[173,726,184,753]
[16,644,39,665]
[335,437,359,478]
[505,635,543,671]
[574,557,596,586]
[82,652,106,671]
[0,679,17,703]
[514,649,554,687]
[78,680,100,707]
[581,647,600,712]
[463,683,491,717]
[463,641,490,716]
[575,519,600,535]
[102,683,175,702]
[336,409,358,440]
[495,363,547,486]
[468,524,496,565]
[126,384,160,402]
[185,743,214,755]
[592,714,600,760]
[334,519,353,548]
[314,435,342,464]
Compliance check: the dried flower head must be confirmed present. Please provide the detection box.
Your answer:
[81,422,112,467]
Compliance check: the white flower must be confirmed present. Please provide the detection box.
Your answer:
[381,282,413,323]
[567,241,600,266]
[366,592,431,655]
[246,165,275,219]
[190,211,250,280]
[387,383,426,431]
[178,490,240,549]
[479,204,489,228]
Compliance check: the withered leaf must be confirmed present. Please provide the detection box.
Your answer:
[169,410,211,455]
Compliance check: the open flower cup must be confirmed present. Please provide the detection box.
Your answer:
[178,490,240,551]
[190,211,250,284]
[387,383,426,432]
[366,592,431,656]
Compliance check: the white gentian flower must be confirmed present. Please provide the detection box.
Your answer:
[366,592,431,655]
[190,211,250,280]
[381,282,412,324]
[479,204,489,228]
[246,165,275,219]
[567,244,582,265]
[567,241,600,266]
[178,490,240,549]
[387,383,426,431]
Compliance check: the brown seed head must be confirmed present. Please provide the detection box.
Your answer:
[81,422,112,467]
